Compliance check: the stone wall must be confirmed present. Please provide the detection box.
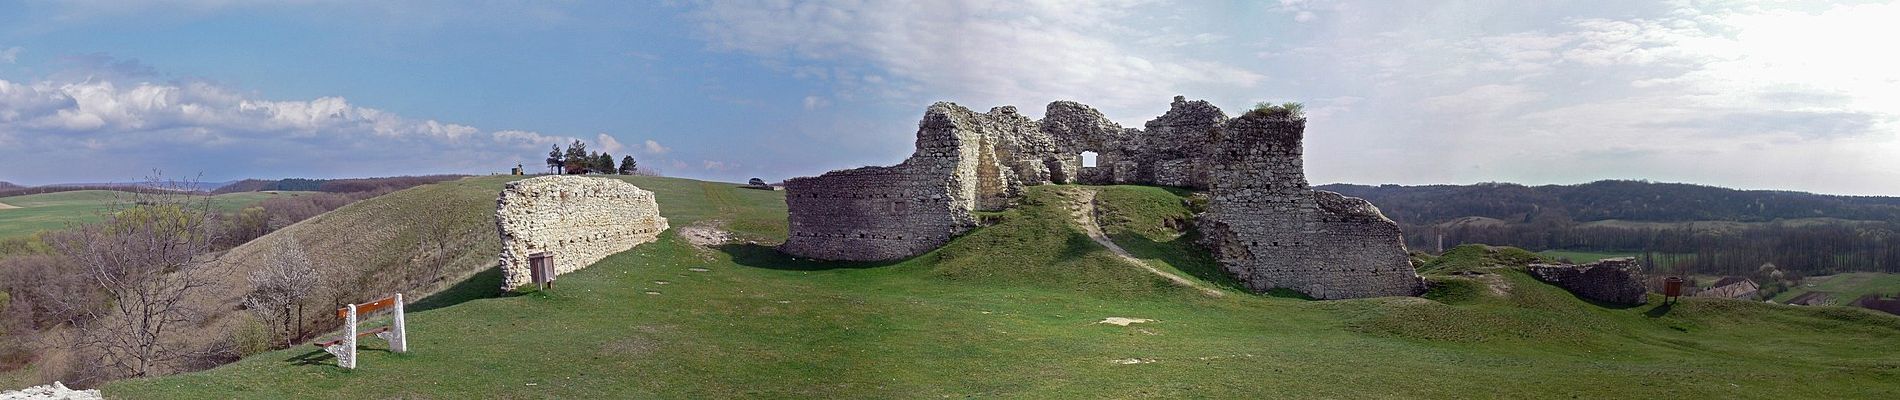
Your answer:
[1197,112,1424,299]
[782,96,1425,299]
[780,103,1028,261]
[495,176,668,290]
[1528,258,1648,305]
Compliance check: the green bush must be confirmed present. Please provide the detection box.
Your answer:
[1249,101,1305,119]
[230,315,275,357]
[0,290,9,335]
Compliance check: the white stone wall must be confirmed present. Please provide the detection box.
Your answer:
[495,176,668,290]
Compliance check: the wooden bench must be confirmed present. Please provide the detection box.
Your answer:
[314,294,408,369]
[313,326,391,348]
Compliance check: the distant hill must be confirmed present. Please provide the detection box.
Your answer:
[1319,180,1900,276]
[0,181,18,190]
[1319,180,1900,225]
[211,179,323,193]
[33,180,234,191]
[212,175,467,194]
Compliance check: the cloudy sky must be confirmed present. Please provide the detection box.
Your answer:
[1,1,1896,195]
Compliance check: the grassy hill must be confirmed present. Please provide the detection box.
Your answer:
[103,180,1900,398]
[0,190,315,240]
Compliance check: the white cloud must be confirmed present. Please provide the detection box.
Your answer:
[0,76,580,181]
[642,139,669,154]
[688,0,1266,120]
[801,95,830,110]
[701,160,733,171]
[1285,1,1900,195]
[0,47,20,64]
[1419,84,1546,116]
[596,133,626,154]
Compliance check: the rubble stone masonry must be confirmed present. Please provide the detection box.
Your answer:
[1197,114,1424,299]
[495,176,668,290]
[1528,258,1649,305]
[782,96,1423,299]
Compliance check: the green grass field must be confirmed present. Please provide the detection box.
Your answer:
[0,190,316,240]
[100,179,1900,398]
[1536,249,1631,264]
[1773,272,1900,305]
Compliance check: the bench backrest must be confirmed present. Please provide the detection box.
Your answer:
[336,296,399,319]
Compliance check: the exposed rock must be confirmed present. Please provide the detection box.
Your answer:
[1528,257,1649,305]
[495,176,668,290]
[781,96,1423,300]
[1,382,102,400]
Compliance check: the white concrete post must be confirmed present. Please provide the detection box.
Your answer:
[388,293,407,353]
[340,304,358,369]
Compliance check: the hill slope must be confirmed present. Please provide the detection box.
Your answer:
[1321,180,1900,224]
[106,182,1900,398]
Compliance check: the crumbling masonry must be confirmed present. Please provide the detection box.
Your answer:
[781,96,1423,299]
[496,176,668,290]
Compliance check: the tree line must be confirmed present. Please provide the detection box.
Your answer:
[546,140,639,175]
[1321,180,1900,277]
[1420,220,1900,276]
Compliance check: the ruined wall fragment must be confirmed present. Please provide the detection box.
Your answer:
[779,102,1025,261]
[495,176,668,290]
[1528,258,1648,305]
[1198,112,1424,299]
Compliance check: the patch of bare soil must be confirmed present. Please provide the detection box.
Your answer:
[1096,317,1156,326]
[0,202,19,210]
[1449,269,1513,297]
[598,336,658,358]
[678,223,732,247]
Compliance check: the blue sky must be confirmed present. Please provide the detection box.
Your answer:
[1,1,1897,195]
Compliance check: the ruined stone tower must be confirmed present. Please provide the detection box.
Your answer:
[781,97,1423,299]
[1196,113,1424,299]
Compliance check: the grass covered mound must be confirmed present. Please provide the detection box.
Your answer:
[1417,244,1550,274]
[105,180,1900,398]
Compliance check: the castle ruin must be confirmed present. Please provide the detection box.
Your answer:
[495,176,668,290]
[781,96,1422,299]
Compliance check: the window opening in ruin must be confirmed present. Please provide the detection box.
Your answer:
[1081,151,1099,168]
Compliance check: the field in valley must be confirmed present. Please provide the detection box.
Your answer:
[1773,272,1900,305]
[0,190,316,240]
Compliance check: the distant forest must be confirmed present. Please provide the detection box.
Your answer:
[1321,180,1900,277]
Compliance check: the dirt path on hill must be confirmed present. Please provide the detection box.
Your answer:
[0,202,18,209]
[1063,189,1225,298]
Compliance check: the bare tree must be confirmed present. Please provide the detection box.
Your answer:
[243,239,325,347]
[49,173,219,381]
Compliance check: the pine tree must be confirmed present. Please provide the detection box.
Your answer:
[600,153,615,174]
[545,145,564,174]
[620,155,637,175]
[563,140,588,174]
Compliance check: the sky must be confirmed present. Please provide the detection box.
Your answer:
[0,1,1897,195]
